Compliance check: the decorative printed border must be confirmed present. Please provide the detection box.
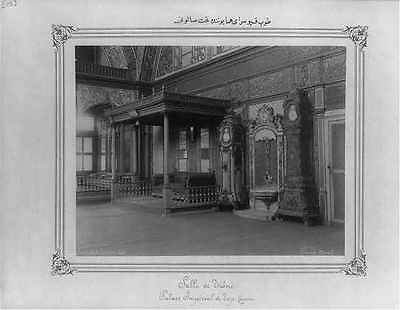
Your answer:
[343,25,368,49]
[0,0,16,8]
[53,26,367,275]
[342,250,367,277]
[52,24,78,49]
[51,249,76,276]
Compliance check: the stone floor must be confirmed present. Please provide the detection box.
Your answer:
[76,200,344,256]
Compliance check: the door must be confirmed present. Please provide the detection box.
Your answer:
[327,119,345,223]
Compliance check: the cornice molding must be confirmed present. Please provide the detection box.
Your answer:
[154,46,257,83]
[161,46,345,92]
[0,0,16,8]
[76,75,151,90]
[52,24,78,49]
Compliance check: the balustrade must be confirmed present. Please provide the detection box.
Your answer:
[113,177,153,200]
[171,185,221,209]
[76,174,112,193]
[76,62,129,80]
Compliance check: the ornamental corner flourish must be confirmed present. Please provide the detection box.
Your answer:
[0,0,16,8]
[52,24,77,49]
[342,251,367,277]
[51,249,75,276]
[343,25,368,49]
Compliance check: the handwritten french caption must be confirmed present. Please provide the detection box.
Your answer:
[174,16,272,27]
[159,275,254,306]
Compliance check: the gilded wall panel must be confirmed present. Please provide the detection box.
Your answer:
[306,88,315,108]
[156,47,174,78]
[248,100,284,121]
[325,82,345,110]
[76,83,138,111]
[323,53,346,82]
[141,47,158,81]
[135,47,145,77]
[229,80,249,102]
[248,69,291,99]
[98,46,129,69]
[122,46,137,79]
[76,84,109,111]
[309,60,323,85]
[199,85,230,100]
[252,46,339,73]
[108,88,138,107]
[294,63,310,88]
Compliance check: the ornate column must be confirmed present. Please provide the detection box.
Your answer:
[143,126,152,178]
[162,113,171,214]
[131,124,137,174]
[137,122,141,176]
[118,124,125,173]
[313,86,327,223]
[111,124,116,200]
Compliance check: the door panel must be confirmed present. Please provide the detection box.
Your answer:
[330,121,345,222]
[332,123,345,170]
[332,173,345,220]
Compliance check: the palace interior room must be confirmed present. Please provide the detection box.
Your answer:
[75,45,345,256]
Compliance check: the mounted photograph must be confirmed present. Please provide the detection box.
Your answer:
[4,0,400,307]
[74,45,346,257]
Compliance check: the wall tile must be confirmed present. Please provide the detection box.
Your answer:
[323,53,346,82]
[294,63,310,88]
[248,69,291,99]
[199,85,230,100]
[76,83,138,110]
[248,100,284,120]
[325,82,345,110]
[309,60,323,85]
[156,47,174,78]
[230,80,249,101]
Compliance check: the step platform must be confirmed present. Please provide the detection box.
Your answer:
[234,201,279,221]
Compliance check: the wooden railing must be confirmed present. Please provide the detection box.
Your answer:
[171,185,221,209]
[113,179,153,200]
[76,174,112,193]
[76,62,130,80]
[115,174,144,184]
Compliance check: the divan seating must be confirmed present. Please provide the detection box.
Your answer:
[152,172,216,189]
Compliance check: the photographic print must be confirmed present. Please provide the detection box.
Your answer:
[74,45,346,257]
[51,26,366,275]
